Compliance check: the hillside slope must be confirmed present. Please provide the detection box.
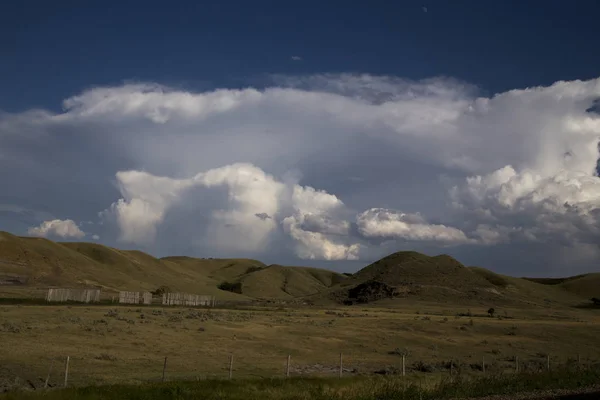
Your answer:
[323,251,588,307]
[0,232,250,299]
[0,232,344,301]
[523,273,600,300]
[560,273,600,299]
[0,231,594,305]
[352,252,493,289]
[237,265,346,299]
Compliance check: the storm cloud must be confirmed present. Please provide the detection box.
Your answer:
[2,75,600,275]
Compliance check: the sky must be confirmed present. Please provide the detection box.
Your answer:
[2,1,600,277]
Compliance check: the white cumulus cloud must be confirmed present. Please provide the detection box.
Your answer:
[27,219,85,239]
[2,74,600,274]
[356,208,472,244]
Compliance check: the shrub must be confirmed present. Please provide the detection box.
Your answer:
[95,353,117,361]
[245,266,263,274]
[104,309,118,318]
[168,315,183,323]
[388,347,411,356]
[488,308,495,317]
[218,281,243,294]
[412,361,435,373]
[151,286,171,296]
[0,322,20,333]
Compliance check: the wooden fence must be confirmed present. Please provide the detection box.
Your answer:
[118,291,139,304]
[46,288,101,303]
[142,291,152,305]
[162,292,215,307]
[118,291,153,305]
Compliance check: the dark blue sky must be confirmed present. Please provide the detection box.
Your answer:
[2,0,599,112]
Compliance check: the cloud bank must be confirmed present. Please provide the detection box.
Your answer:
[2,74,600,275]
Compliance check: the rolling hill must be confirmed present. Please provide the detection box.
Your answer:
[0,231,344,301]
[523,273,600,300]
[321,251,590,308]
[0,231,596,307]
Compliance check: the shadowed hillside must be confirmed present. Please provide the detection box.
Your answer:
[351,252,493,289]
[322,251,589,307]
[524,273,600,300]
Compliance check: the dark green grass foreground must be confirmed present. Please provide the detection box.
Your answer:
[3,367,600,400]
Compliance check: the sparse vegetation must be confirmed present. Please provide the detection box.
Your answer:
[3,366,600,400]
[95,353,117,361]
[151,286,171,296]
[245,266,263,274]
[345,280,398,304]
[218,281,243,294]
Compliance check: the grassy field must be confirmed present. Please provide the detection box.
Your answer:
[1,302,600,390]
[2,365,600,399]
[2,231,600,397]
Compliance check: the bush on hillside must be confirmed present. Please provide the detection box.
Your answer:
[218,281,243,294]
[346,280,399,304]
[151,286,170,296]
[591,297,600,306]
[245,266,263,274]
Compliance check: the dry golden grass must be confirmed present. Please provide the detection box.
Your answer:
[0,232,345,302]
[1,302,599,388]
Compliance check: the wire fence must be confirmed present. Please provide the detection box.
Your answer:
[7,351,598,390]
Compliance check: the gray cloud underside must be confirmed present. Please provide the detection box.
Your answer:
[2,75,600,275]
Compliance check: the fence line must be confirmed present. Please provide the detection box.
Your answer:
[117,291,154,305]
[44,288,216,306]
[32,351,596,390]
[162,292,216,307]
[46,288,101,303]
[119,291,140,305]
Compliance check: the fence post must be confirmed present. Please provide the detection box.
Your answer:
[63,356,70,388]
[547,355,550,371]
[229,355,234,379]
[402,354,406,377]
[339,353,343,378]
[162,357,168,382]
[450,359,453,380]
[482,356,485,374]
[44,358,54,389]
[577,353,581,369]
[515,356,519,373]
[286,355,291,377]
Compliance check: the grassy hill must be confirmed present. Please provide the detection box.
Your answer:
[0,232,253,300]
[523,273,600,300]
[350,252,493,289]
[0,232,344,301]
[0,231,596,306]
[320,251,589,308]
[236,265,346,299]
